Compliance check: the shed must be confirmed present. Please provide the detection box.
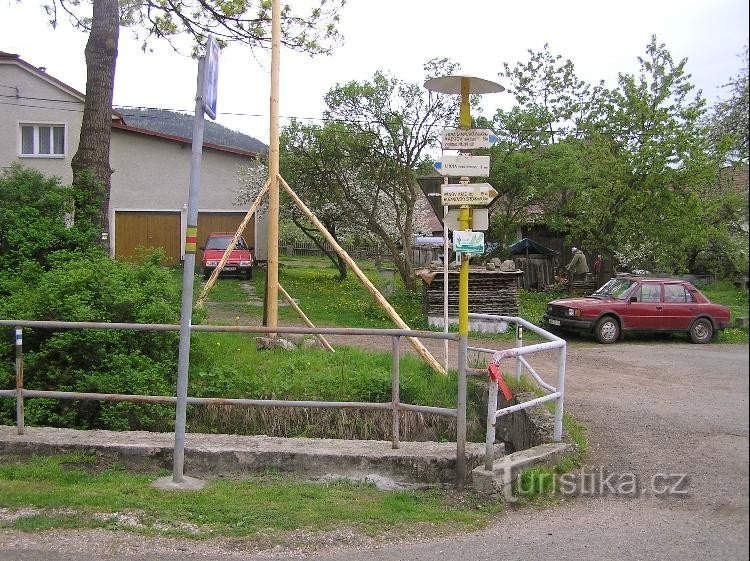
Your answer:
[508,238,560,290]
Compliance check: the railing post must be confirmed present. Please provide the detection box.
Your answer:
[515,322,523,381]
[553,343,566,440]
[456,334,468,490]
[484,378,498,470]
[391,335,400,449]
[14,327,24,435]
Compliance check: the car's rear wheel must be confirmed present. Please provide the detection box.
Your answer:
[689,318,714,344]
[594,316,620,344]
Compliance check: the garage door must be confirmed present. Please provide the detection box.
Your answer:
[115,211,181,266]
[197,212,255,264]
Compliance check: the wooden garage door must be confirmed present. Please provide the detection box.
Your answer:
[197,212,255,264]
[115,211,181,266]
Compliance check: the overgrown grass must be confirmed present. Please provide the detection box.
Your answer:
[702,281,749,344]
[0,453,502,540]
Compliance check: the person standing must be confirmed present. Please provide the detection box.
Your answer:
[593,254,603,282]
[566,247,589,294]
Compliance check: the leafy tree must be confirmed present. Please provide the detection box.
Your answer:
[708,44,749,164]
[276,60,461,291]
[43,0,345,239]
[489,37,742,275]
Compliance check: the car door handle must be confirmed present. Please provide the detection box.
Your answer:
[656,306,663,311]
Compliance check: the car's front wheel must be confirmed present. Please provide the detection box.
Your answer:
[689,318,714,344]
[594,316,620,344]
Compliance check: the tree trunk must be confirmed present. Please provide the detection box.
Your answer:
[71,0,119,245]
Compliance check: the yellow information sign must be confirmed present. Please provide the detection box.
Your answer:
[440,183,498,206]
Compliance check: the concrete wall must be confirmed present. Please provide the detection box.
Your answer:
[0,61,83,184]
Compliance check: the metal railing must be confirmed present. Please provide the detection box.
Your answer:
[465,313,566,471]
[0,319,469,484]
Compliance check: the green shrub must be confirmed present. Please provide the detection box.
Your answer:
[0,164,101,270]
[0,251,181,430]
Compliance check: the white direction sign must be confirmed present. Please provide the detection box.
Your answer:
[441,128,498,150]
[440,183,498,206]
[444,208,489,231]
[433,155,490,177]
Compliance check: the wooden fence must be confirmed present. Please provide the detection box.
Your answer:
[279,240,440,266]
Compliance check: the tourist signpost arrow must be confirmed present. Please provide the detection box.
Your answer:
[441,128,498,150]
[433,155,490,177]
[440,183,498,206]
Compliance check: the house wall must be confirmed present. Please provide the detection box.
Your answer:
[0,62,83,183]
[110,128,267,260]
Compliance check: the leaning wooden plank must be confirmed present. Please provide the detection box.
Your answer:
[278,283,335,353]
[196,179,270,308]
[278,174,446,376]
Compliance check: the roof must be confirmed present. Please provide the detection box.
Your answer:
[112,121,261,159]
[508,238,559,256]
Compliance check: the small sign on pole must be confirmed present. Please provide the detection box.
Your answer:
[453,230,485,254]
[433,155,490,177]
[202,35,220,120]
[441,128,498,150]
[440,183,498,206]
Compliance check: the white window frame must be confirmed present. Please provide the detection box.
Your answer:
[18,122,67,158]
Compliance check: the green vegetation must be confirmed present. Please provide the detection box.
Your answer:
[0,454,501,540]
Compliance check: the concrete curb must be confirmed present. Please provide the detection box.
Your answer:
[0,426,501,486]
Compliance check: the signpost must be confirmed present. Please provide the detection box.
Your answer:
[441,128,498,150]
[424,75,505,490]
[202,35,220,120]
[440,183,498,206]
[433,155,490,177]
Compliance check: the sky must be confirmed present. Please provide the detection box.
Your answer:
[1,0,748,145]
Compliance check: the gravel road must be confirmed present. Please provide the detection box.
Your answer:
[1,339,747,561]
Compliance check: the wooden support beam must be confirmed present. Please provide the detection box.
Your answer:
[278,174,446,375]
[278,283,335,353]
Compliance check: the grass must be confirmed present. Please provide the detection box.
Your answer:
[0,453,502,540]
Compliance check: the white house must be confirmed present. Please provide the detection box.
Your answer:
[0,50,267,265]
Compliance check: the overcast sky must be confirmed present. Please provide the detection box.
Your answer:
[1,0,748,145]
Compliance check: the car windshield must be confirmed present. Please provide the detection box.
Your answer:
[206,236,246,251]
[591,278,635,300]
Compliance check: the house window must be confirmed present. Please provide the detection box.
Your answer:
[19,123,66,157]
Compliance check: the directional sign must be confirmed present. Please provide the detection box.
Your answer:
[444,208,489,231]
[433,155,490,177]
[453,230,485,254]
[441,128,498,150]
[440,183,498,206]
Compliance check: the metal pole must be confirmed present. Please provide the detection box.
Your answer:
[14,327,23,435]
[553,343,566,440]
[515,323,523,381]
[173,56,207,483]
[265,0,281,331]
[391,336,400,449]
[484,379,498,470]
[456,334,468,489]
[443,200,449,372]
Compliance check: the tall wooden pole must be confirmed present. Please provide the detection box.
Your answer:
[266,0,281,330]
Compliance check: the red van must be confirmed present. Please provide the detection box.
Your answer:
[200,232,253,280]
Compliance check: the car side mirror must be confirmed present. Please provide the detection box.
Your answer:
[199,246,205,251]
[249,246,254,251]
[629,296,637,303]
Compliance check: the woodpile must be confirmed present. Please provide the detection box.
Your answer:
[420,268,523,316]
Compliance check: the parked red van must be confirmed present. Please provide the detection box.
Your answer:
[200,232,253,280]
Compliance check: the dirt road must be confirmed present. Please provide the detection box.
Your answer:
[1,340,748,561]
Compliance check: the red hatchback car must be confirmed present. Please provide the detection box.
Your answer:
[543,276,731,344]
[200,232,253,280]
